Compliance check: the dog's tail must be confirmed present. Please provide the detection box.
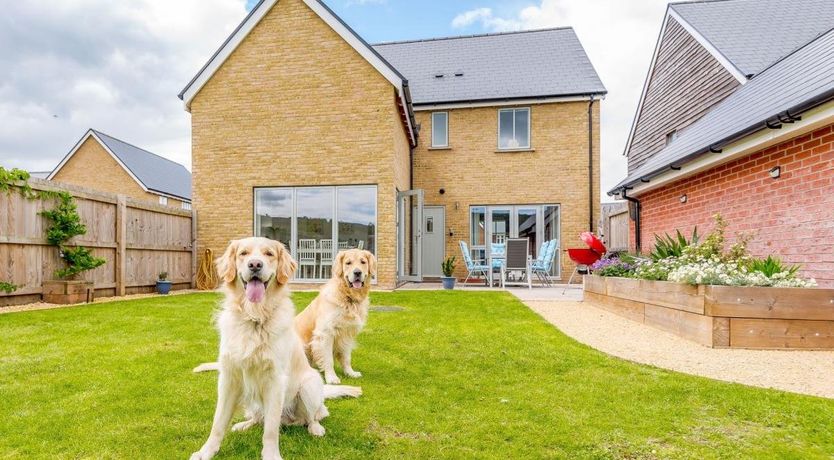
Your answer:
[193,362,220,373]
[323,384,362,399]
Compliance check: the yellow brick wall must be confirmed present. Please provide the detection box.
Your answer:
[51,137,186,208]
[190,0,409,288]
[412,101,601,281]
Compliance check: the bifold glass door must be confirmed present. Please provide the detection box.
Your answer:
[396,189,423,282]
[470,204,560,278]
[254,185,377,282]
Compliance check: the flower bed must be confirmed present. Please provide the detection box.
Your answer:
[584,275,834,349]
[584,216,832,349]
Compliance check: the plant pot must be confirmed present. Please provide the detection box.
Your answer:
[441,276,456,290]
[43,280,94,304]
[156,280,172,295]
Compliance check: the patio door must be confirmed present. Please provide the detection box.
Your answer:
[396,189,423,282]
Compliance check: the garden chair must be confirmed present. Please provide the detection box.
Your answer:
[297,239,317,279]
[357,240,364,250]
[501,238,532,289]
[532,239,557,286]
[318,239,333,279]
[459,241,489,287]
[490,242,506,284]
[338,241,349,250]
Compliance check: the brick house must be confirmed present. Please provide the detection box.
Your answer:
[48,129,192,209]
[610,0,834,286]
[180,0,605,288]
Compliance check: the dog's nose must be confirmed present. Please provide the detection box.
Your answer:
[248,259,263,272]
[353,268,362,276]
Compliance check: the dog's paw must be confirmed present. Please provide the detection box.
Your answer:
[324,373,341,384]
[261,446,283,460]
[308,422,326,437]
[344,370,362,379]
[190,450,215,460]
[231,419,258,432]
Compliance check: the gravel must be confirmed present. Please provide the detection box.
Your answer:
[525,300,834,399]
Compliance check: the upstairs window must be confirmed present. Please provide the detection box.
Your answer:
[498,108,530,150]
[181,202,192,211]
[158,196,168,206]
[431,112,448,148]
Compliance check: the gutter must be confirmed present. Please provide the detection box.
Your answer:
[621,188,641,253]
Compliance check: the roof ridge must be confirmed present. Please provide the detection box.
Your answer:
[91,129,188,170]
[748,25,834,79]
[372,27,573,47]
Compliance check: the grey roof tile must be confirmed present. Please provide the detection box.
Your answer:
[373,28,606,105]
[92,130,192,201]
[613,28,834,193]
[671,0,834,77]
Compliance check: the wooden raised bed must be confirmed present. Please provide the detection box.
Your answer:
[583,275,834,349]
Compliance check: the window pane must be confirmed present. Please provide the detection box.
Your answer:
[432,112,448,147]
[544,205,560,276]
[514,109,530,148]
[517,207,537,258]
[499,110,514,149]
[296,187,334,280]
[255,188,292,248]
[337,186,376,256]
[490,209,510,244]
[470,206,485,247]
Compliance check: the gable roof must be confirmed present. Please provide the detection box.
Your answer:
[611,27,834,195]
[178,0,417,146]
[48,129,192,201]
[670,0,834,78]
[373,28,606,106]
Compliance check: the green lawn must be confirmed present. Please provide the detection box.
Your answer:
[2,291,834,459]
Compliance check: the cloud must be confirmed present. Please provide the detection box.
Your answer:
[0,0,249,172]
[452,0,671,198]
[345,0,386,6]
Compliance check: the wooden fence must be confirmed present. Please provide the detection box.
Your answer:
[0,178,195,307]
[600,202,629,252]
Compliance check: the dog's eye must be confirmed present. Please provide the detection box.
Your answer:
[361,259,367,264]
[240,250,249,256]
[346,261,352,265]
[264,250,274,257]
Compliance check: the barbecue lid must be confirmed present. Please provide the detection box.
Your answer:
[580,232,606,255]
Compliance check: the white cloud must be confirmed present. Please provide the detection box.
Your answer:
[453,0,671,199]
[0,0,249,172]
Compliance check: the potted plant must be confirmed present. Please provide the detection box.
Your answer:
[156,271,172,295]
[441,256,457,290]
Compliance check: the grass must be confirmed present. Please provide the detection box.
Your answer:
[2,291,834,459]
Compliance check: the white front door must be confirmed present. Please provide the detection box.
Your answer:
[421,206,445,276]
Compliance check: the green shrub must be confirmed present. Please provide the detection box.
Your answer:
[650,228,699,261]
[749,255,800,277]
[39,191,106,279]
[441,256,456,277]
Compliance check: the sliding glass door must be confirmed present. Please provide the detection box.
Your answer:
[254,185,377,282]
[469,204,560,278]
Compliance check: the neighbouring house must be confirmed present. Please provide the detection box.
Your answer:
[48,129,192,209]
[180,0,605,288]
[610,0,834,286]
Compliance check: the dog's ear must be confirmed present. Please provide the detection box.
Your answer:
[216,239,239,285]
[275,241,297,285]
[332,251,346,280]
[364,250,377,277]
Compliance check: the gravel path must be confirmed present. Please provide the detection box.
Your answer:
[0,289,201,315]
[525,300,834,399]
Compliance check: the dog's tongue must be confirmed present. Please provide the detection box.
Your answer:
[245,279,266,303]
[351,280,363,289]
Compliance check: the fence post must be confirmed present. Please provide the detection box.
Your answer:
[191,209,198,289]
[116,195,127,296]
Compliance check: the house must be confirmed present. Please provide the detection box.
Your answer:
[180,0,605,288]
[48,129,192,209]
[610,0,834,286]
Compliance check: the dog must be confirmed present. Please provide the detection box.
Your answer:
[295,249,376,385]
[190,237,361,460]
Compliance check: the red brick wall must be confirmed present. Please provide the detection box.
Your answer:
[632,123,834,286]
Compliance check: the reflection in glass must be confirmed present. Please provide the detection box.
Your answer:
[544,205,559,275]
[517,207,537,257]
[255,188,292,248]
[337,186,376,255]
[296,188,334,280]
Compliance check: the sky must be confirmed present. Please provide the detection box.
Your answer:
[0,0,672,199]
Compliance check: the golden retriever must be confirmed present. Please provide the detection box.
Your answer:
[295,249,376,385]
[190,237,361,460]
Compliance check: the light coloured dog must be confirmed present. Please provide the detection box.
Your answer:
[190,237,360,460]
[295,249,376,384]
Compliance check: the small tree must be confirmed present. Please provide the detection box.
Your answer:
[441,256,457,277]
[39,191,106,279]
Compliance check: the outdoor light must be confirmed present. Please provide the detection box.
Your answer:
[680,194,687,203]
[439,188,445,195]
[769,166,781,179]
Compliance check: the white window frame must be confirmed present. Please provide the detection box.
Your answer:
[497,107,531,151]
[431,111,449,148]
[158,196,168,206]
[181,202,192,210]
[253,185,378,283]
